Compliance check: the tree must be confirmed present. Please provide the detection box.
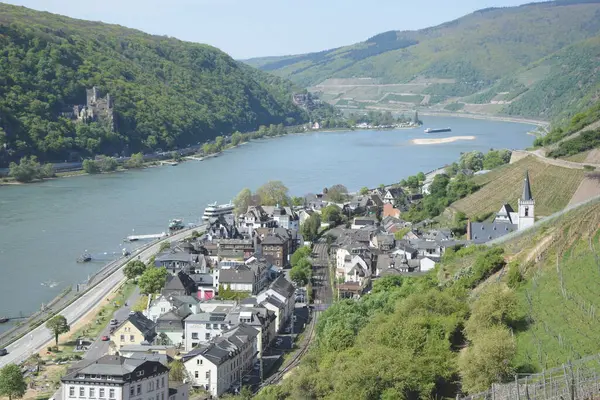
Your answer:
[290,264,310,286]
[290,246,311,267]
[157,332,170,345]
[124,260,146,280]
[458,326,516,393]
[171,151,182,162]
[46,315,70,346]
[215,136,224,151]
[429,174,450,198]
[83,159,100,174]
[233,188,253,215]
[359,187,369,195]
[8,156,44,182]
[291,196,304,207]
[98,156,118,172]
[0,364,27,400]
[231,131,243,146]
[169,360,188,382]
[256,181,290,206]
[325,184,349,203]
[132,295,149,312]
[321,204,342,225]
[126,152,144,169]
[459,151,484,171]
[416,172,426,182]
[138,267,168,294]
[301,213,321,242]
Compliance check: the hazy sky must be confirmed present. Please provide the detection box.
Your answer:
[4,0,529,59]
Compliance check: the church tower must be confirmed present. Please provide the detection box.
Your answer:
[518,170,535,230]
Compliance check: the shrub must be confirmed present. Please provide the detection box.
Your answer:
[506,261,523,288]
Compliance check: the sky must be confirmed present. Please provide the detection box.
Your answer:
[4,0,530,59]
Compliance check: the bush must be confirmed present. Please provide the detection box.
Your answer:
[506,262,523,288]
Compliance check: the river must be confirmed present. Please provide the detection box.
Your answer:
[0,116,534,330]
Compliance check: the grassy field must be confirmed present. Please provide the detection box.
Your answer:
[562,150,591,163]
[452,156,584,218]
[509,201,600,372]
[384,94,424,103]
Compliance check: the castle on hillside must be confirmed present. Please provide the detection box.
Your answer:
[467,170,535,243]
[62,87,114,130]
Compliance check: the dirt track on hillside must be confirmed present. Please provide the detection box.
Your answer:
[569,173,600,206]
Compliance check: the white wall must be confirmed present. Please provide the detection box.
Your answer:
[184,321,230,352]
[63,372,169,400]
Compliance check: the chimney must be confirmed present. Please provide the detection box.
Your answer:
[466,219,472,241]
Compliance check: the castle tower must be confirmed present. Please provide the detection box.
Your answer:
[518,170,535,230]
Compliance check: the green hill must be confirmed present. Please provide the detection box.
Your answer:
[0,3,306,166]
[246,0,600,120]
[451,156,584,218]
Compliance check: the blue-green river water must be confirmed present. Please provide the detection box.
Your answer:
[0,116,534,330]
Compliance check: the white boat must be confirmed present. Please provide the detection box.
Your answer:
[202,202,234,220]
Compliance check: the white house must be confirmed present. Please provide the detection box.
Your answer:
[183,304,236,351]
[419,256,437,272]
[145,295,200,322]
[254,275,295,332]
[339,254,371,285]
[182,324,258,398]
[60,355,175,400]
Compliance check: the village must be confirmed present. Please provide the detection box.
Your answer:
[12,161,538,400]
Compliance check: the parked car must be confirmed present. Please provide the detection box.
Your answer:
[0,348,7,356]
[101,336,110,341]
[109,319,118,325]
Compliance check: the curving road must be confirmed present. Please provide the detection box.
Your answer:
[0,226,204,368]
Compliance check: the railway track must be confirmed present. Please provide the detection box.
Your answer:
[257,310,319,390]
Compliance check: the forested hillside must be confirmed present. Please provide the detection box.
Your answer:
[255,198,600,399]
[0,3,306,166]
[245,0,600,121]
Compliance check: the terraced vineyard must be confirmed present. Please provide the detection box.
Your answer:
[451,156,584,218]
[511,201,600,371]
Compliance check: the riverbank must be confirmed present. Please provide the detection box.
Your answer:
[417,110,548,127]
[412,136,476,145]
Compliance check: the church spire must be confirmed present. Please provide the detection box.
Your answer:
[522,170,533,201]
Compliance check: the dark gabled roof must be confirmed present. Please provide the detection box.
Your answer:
[270,275,295,298]
[61,355,168,384]
[410,240,441,250]
[219,264,255,284]
[182,323,258,366]
[164,271,197,294]
[261,233,286,245]
[157,306,190,323]
[469,222,517,244]
[124,312,157,342]
[522,170,533,201]
[262,296,285,309]
[370,194,384,207]
[395,240,418,254]
[385,187,404,198]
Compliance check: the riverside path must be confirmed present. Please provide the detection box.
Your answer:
[0,225,205,368]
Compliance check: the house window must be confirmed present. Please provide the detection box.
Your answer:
[221,324,226,329]
[161,377,164,388]
[161,393,164,400]
[109,389,115,399]
[160,307,165,313]
[191,332,198,339]
[206,371,210,379]
[89,388,95,398]
[137,384,142,395]
[120,335,125,342]
[156,379,159,390]
[195,371,199,378]
[69,387,75,397]
[130,335,135,342]
[525,206,529,217]
[205,332,210,340]
[213,323,218,329]
[130,386,135,396]
[205,323,210,329]
[80,388,85,397]
[196,359,202,365]
[99,389,105,398]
